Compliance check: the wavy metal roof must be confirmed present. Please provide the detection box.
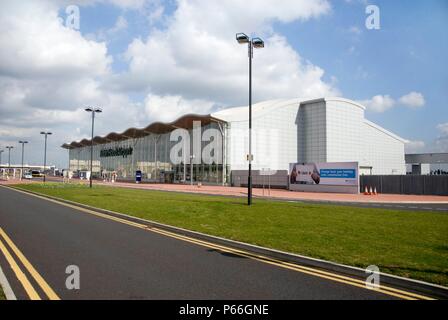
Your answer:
[62,97,407,149]
[62,99,299,149]
[61,113,224,149]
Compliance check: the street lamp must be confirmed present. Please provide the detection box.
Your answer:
[0,149,3,177]
[6,146,13,167]
[6,146,13,177]
[40,131,52,183]
[85,107,102,188]
[236,33,264,205]
[19,141,28,180]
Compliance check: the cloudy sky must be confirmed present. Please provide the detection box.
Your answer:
[0,0,447,168]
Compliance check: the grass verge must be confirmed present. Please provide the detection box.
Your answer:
[0,286,5,300]
[15,183,448,286]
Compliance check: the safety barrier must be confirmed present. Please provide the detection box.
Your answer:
[360,175,448,196]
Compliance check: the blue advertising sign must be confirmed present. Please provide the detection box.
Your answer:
[290,162,359,186]
[320,169,356,179]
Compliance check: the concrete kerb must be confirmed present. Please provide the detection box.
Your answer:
[0,264,17,300]
[4,184,448,300]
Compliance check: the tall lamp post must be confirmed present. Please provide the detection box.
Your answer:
[236,33,264,206]
[40,131,52,183]
[85,107,102,188]
[6,146,14,179]
[0,150,3,177]
[5,146,13,177]
[19,141,28,180]
[6,146,13,168]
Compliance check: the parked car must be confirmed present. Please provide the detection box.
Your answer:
[31,170,43,177]
[23,172,33,179]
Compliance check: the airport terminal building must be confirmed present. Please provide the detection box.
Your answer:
[62,97,407,185]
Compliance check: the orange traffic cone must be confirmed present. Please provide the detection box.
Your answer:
[369,186,373,195]
[373,187,377,195]
[364,186,369,195]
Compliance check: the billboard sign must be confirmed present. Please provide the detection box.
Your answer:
[289,162,359,187]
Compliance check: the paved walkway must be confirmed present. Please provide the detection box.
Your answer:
[2,177,447,204]
[97,181,448,204]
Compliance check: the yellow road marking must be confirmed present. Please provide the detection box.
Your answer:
[4,186,435,300]
[0,237,41,300]
[0,227,60,300]
[148,227,428,300]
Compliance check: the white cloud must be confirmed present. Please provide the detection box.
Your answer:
[109,0,146,9]
[435,137,448,152]
[436,123,448,135]
[116,0,337,105]
[348,46,356,54]
[0,0,440,168]
[144,95,216,122]
[360,91,426,113]
[147,5,164,25]
[0,0,113,114]
[348,26,362,35]
[355,65,369,79]
[435,123,448,152]
[50,0,149,10]
[405,140,426,153]
[399,91,425,108]
[359,95,395,112]
[0,1,111,79]
[0,0,142,167]
[110,15,128,33]
[87,15,129,42]
[405,124,448,154]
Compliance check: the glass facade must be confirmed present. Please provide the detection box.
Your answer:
[68,122,230,184]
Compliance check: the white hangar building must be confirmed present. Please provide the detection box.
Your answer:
[63,97,407,185]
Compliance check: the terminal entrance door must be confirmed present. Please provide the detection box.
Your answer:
[171,163,223,184]
[359,166,373,175]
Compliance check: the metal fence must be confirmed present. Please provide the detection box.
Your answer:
[231,170,289,189]
[360,175,448,196]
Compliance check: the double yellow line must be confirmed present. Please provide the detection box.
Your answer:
[148,227,434,300]
[0,227,60,300]
[3,186,436,300]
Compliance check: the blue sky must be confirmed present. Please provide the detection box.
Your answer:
[77,0,448,146]
[278,0,448,144]
[0,0,447,167]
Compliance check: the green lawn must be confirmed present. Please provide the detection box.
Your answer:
[16,183,448,286]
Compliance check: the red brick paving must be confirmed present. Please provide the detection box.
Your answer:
[2,177,447,204]
[97,181,448,204]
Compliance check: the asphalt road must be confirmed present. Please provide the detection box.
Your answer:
[0,186,413,300]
